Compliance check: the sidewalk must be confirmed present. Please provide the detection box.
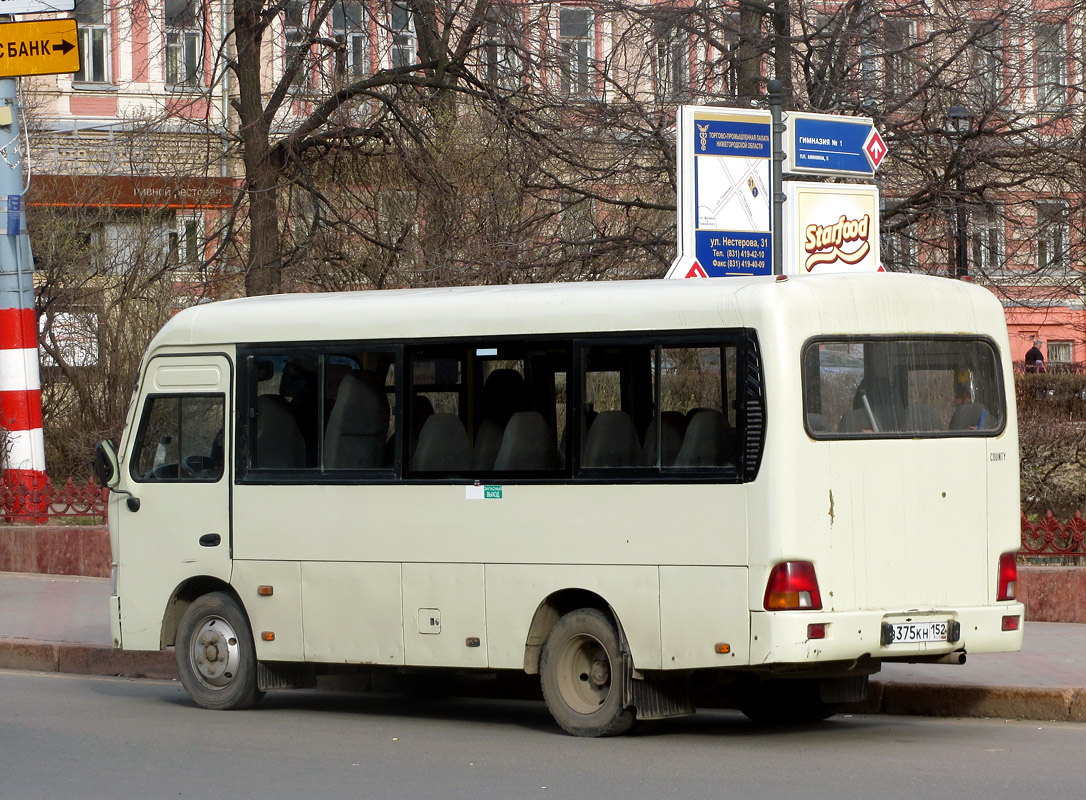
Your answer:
[1,571,1083,721]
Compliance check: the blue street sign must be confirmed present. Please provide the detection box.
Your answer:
[786,113,878,177]
[6,195,20,236]
[695,230,772,277]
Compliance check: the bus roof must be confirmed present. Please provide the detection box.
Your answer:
[147,273,1007,351]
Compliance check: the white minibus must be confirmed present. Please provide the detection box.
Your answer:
[96,273,1024,735]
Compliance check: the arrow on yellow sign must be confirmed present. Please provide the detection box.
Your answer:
[0,19,80,78]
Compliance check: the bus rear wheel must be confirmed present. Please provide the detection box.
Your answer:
[176,592,264,711]
[540,608,635,737]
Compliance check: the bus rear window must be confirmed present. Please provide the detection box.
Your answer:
[803,338,1005,438]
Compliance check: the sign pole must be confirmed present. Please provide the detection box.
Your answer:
[0,61,47,515]
[767,80,785,277]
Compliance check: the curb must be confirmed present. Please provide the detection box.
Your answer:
[1,638,1082,723]
[0,638,176,681]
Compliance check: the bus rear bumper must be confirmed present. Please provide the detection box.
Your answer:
[749,603,1025,667]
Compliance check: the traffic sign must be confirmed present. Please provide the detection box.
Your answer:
[864,128,887,170]
[0,19,79,78]
[0,0,76,14]
[784,112,886,177]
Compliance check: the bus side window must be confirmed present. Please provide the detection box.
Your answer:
[130,395,225,482]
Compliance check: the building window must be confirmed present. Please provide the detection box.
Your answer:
[169,217,201,266]
[970,206,1005,274]
[1035,22,1067,109]
[1048,341,1073,365]
[332,0,368,80]
[73,0,110,83]
[1036,201,1069,273]
[284,0,311,90]
[483,4,522,91]
[559,7,594,97]
[881,224,919,272]
[972,22,1003,104]
[883,18,916,92]
[165,0,203,87]
[654,14,689,101]
[390,2,416,68]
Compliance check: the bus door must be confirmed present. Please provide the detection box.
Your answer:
[115,354,233,649]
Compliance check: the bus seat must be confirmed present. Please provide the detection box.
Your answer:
[472,369,530,470]
[324,370,390,468]
[806,413,831,433]
[254,395,306,469]
[581,410,640,468]
[412,414,472,472]
[642,411,686,466]
[674,409,731,467]
[493,411,560,471]
[949,402,988,431]
[904,403,942,432]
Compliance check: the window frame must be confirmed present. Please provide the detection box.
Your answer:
[1035,200,1069,273]
[130,392,226,484]
[73,0,111,85]
[801,335,1007,440]
[1034,21,1067,110]
[233,330,766,486]
[236,343,401,482]
[165,0,205,88]
[558,6,595,98]
[332,0,369,80]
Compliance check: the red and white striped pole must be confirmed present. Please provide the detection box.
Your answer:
[0,75,46,516]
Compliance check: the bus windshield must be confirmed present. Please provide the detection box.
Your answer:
[803,337,1005,437]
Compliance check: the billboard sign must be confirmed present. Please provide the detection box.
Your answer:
[784,182,881,275]
[666,105,773,278]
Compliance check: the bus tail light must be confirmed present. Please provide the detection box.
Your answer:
[764,561,823,610]
[997,553,1018,601]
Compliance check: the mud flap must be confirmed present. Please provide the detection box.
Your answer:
[621,653,696,720]
[819,675,868,704]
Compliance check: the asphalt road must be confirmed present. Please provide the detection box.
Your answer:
[2,670,1084,800]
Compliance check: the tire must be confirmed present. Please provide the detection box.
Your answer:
[735,679,837,725]
[539,608,636,737]
[176,592,264,711]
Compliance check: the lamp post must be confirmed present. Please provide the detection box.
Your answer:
[946,105,974,279]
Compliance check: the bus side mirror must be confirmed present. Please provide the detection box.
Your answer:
[94,441,120,489]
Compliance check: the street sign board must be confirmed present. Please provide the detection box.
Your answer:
[784,112,886,177]
[665,105,773,279]
[0,0,76,13]
[783,182,881,275]
[0,19,79,78]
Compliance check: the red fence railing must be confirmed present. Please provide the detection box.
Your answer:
[1020,511,1086,556]
[1,477,109,523]
[3,476,1086,556]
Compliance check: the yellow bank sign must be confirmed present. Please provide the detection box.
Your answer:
[0,20,80,78]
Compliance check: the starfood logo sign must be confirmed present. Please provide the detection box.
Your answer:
[804,214,871,272]
[784,181,881,275]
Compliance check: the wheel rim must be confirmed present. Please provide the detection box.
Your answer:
[188,615,242,690]
[555,632,613,714]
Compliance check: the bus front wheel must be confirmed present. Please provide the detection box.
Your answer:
[176,592,264,711]
[539,608,635,737]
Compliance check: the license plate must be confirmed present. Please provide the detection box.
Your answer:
[888,621,948,644]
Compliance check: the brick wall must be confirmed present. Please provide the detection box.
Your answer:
[1019,566,1086,623]
[0,526,110,578]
